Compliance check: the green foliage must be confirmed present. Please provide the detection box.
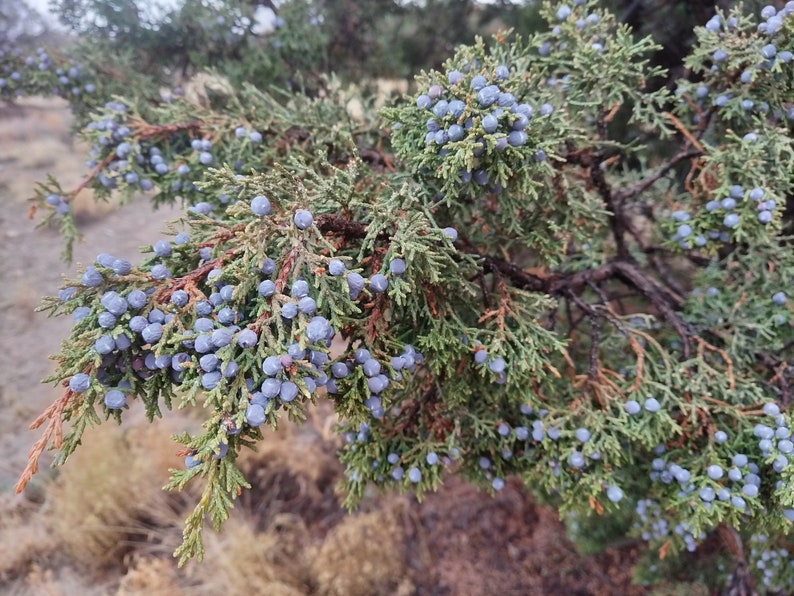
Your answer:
[11,0,794,592]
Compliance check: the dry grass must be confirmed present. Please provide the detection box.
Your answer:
[0,494,58,584]
[116,556,185,596]
[187,514,312,595]
[43,415,190,571]
[309,505,414,596]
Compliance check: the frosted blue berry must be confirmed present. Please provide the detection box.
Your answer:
[477,85,500,107]
[293,209,313,230]
[258,280,276,297]
[281,302,298,319]
[700,487,716,502]
[72,306,91,322]
[279,381,299,402]
[249,131,262,143]
[367,375,389,394]
[363,359,382,377]
[426,452,439,465]
[447,70,463,85]
[369,274,388,293]
[773,292,787,306]
[69,373,91,392]
[170,290,189,307]
[489,357,506,373]
[482,114,498,133]
[749,187,765,201]
[306,316,332,343]
[715,430,728,443]
[129,316,147,333]
[82,267,103,287]
[606,486,624,503]
[723,213,740,228]
[625,400,641,415]
[644,398,661,413]
[262,355,283,376]
[492,478,505,491]
[212,443,229,460]
[511,113,529,131]
[707,464,724,480]
[328,259,345,276]
[256,259,275,278]
[408,467,422,483]
[416,94,432,109]
[508,131,527,147]
[245,404,266,426]
[251,195,271,216]
[331,362,350,379]
[150,264,170,280]
[713,49,727,62]
[470,75,487,90]
[202,371,222,390]
[388,259,406,276]
[153,240,171,258]
[97,311,116,328]
[237,329,258,348]
[575,428,591,443]
[104,389,125,409]
[448,124,464,142]
[443,227,458,241]
[539,103,554,116]
[298,296,316,315]
[761,44,777,59]
[217,307,235,325]
[94,335,115,354]
[347,272,365,299]
[142,323,163,344]
[758,211,772,224]
[199,354,218,372]
[763,402,780,416]
[556,5,572,20]
[261,378,281,398]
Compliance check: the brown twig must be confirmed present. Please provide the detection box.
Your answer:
[16,387,80,494]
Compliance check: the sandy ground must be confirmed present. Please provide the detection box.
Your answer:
[0,98,661,596]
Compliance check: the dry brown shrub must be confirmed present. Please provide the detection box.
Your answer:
[116,555,184,596]
[235,410,344,533]
[185,513,311,596]
[0,493,57,583]
[309,503,414,596]
[44,415,191,570]
[14,562,112,596]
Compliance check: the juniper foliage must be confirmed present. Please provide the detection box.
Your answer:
[8,0,794,591]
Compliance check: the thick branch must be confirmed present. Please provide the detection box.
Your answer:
[474,249,694,358]
[614,148,703,203]
[316,214,367,239]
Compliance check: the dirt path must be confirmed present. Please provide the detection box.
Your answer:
[0,98,184,494]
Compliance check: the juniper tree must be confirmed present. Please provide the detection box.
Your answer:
[7,0,794,592]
